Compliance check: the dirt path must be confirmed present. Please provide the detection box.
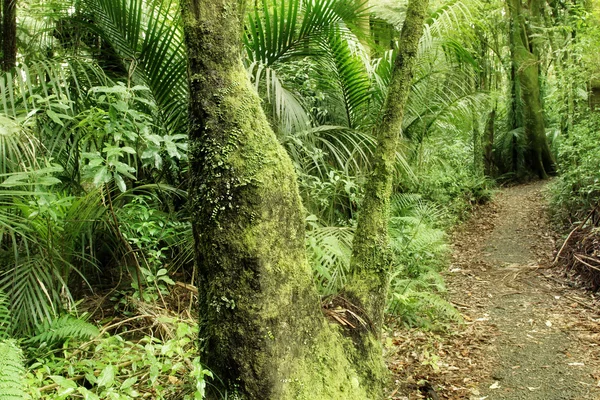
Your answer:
[387,181,600,399]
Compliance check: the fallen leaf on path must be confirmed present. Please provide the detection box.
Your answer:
[489,381,500,389]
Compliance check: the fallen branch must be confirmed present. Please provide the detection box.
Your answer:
[554,205,599,264]
[574,254,600,273]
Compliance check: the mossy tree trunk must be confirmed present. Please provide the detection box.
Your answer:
[2,0,16,72]
[181,0,384,398]
[506,0,555,178]
[346,0,430,335]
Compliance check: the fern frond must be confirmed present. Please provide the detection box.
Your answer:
[27,314,100,347]
[0,340,25,400]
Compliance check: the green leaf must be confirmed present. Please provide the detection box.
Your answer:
[51,375,78,389]
[121,376,138,390]
[93,167,111,186]
[97,364,116,388]
[115,173,127,192]
[46,109,65,126]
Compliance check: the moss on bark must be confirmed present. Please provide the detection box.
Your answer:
[181,1,385,398]
[506,0,555,178]
[346,0,430,333]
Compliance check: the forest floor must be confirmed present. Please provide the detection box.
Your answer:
[386,181,600,400]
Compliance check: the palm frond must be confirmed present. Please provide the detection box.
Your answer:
[87,0,187,133]
[244,0,369,65]
[282,125,375,178]
[0,59,108,118]
[307,224,355,296]
[248,62,311,133]
[319,27,372,129]
[0,291,12,339]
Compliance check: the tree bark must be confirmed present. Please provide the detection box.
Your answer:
[181,0,383,398]
[2,0,16,72]
[506,0,555,178]
[346,0,430,335]
[484,108,496,176]
[473,111,483,176]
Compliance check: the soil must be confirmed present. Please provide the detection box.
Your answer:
[386,181,600,400]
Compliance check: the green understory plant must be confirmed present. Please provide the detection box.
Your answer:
[387,193,462,329]
[550,114,600,225]
[24,316,209,400]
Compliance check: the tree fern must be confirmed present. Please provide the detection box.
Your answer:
[0,340,25,400]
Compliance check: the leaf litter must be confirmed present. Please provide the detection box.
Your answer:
[386,181,600,399]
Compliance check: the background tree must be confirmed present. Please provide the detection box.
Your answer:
[506,0,555,178]
[2,0,17,71]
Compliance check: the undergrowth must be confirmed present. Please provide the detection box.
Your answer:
[308,192,470,330]
[23,313,209,399]
[549,114,600,225]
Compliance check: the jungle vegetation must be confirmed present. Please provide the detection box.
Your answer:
[0,0,598,398]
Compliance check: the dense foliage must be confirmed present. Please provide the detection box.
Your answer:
[0,0,598,397]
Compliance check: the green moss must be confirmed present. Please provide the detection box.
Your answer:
[349,0,430,335]
[507,0,555,178]
[182,1,388,398]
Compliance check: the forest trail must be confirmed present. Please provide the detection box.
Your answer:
[388,181,600,399]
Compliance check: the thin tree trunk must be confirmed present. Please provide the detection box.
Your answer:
[0,2,3,61]
[2,0,16,72]
[181,0,384,398]
[473,111,483,176]
[358,0,371,55]
[484,108,496,176]
[346,0,430,335]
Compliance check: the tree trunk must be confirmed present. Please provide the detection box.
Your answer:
[473,112,483,176]
[2,0,16,72]
[346,0,430,335]
[358,0,371,55]
[181,1,383,398]
[484,108,496,176]
[506,0,555,178]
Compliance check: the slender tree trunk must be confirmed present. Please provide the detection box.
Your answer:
[0,2,3,62]
[181,0,384,398]
[346,0,430,335]
[473,111,483,176]
[2,0,16,72]
[506,0,555,178]
[358,0,371,55]
[484,108,496,176]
